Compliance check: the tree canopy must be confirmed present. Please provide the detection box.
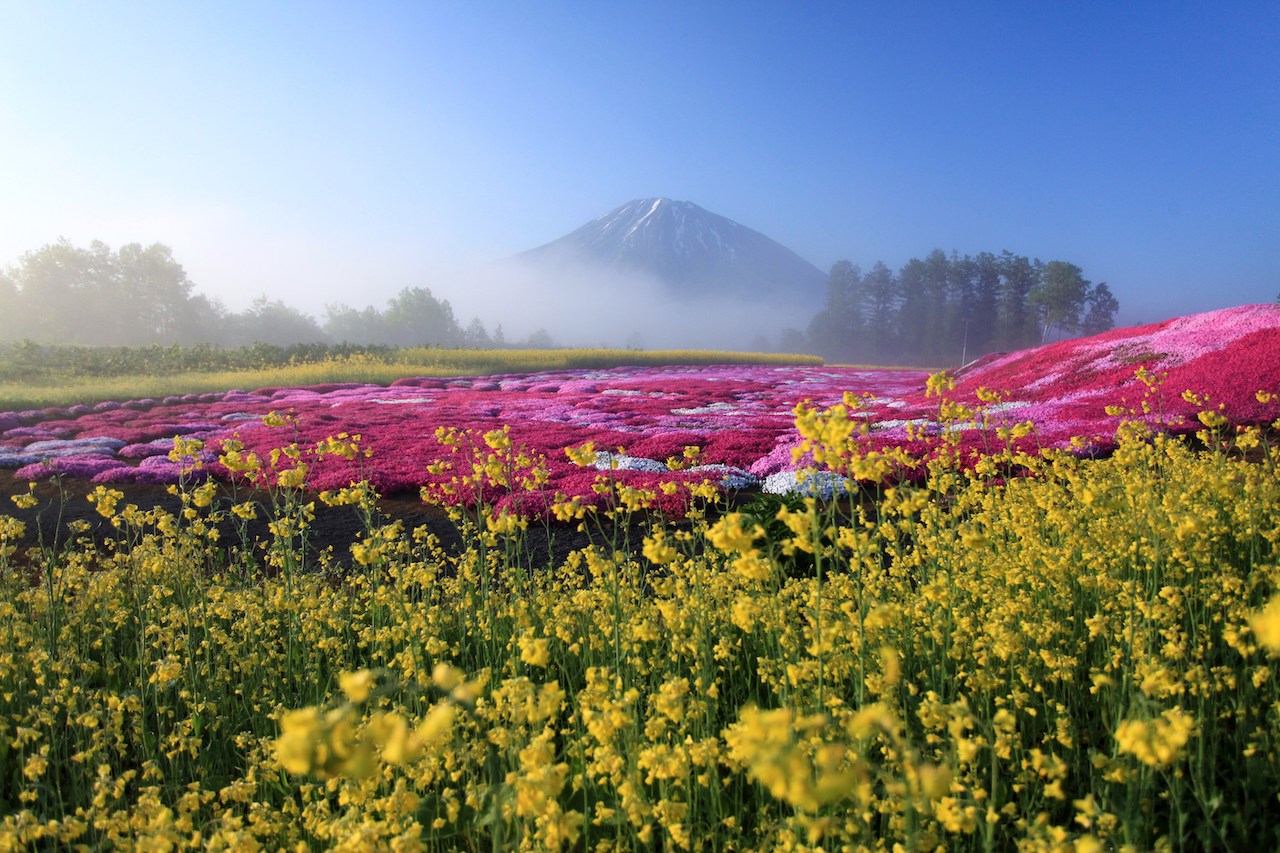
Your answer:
[3,240,217,346]
[0,240,515,349]
[805,249,1119,365]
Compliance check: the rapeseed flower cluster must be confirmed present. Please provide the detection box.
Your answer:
[1,375,1278,849]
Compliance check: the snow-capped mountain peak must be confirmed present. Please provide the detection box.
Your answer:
[520,198,825,301]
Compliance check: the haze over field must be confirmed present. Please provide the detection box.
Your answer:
[1,3,1276,346]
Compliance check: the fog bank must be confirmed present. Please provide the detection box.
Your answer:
[444,258,815,351]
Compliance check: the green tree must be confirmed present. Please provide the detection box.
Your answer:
[996,252,1042,349]
[895,256,929,361]
[168,292,228,344]
[1030,260,1091,341]
[5,239,211,345]
[113,242,200,342]
[968,252,1002,356]
[802,247,1110,363]
[1080,282,1119,335]
[382,287,461,347]
[7,239,100,342]
[944,252,977,364]
[324,303,386,344]
[919,249,952,361]
[861,261,899,359]
[463,317,493,348]
[223,297,328,346]
[806,261,863,361]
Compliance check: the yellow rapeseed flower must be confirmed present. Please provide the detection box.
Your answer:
[926,371,956,398]
[87,486,124,519]
[519,634,552,668]
[1197,409,1228,429]
[1114,707,1195,767]
[275,464,307,489]
[483,427,511,451]
[1250,594,1280,654]
[565,441,597,467]
[168,436,205,464]
[485,510,526,537]
[274,708,323,774]
[10,484,38,510]
[339,670,376,703]
[706,513,764,555]
[642,530,677,565]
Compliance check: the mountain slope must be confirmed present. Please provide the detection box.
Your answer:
[519,198,826,301]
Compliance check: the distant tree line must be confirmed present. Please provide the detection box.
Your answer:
[1,239,1120,362]
[0,239,555,349]
[799,249,1119,365]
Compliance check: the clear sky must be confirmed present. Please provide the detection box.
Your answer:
[1,1,1276,328]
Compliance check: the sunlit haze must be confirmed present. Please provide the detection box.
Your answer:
[2,2,1276,342]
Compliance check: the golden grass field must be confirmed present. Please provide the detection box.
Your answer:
[0,347,825,410]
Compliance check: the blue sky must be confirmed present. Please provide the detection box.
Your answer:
[1,1,1276,329]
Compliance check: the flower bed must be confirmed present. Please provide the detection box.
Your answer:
[0,305,1277,506]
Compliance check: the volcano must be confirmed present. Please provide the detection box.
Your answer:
[519,198,827,303]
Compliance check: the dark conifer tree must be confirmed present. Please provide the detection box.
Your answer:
[803,248,1118,365]
[1080,282,1119,335]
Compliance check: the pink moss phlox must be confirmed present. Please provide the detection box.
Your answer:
[1,306,1276,502]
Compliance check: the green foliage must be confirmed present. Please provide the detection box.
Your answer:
[1081,282,1120,336]
[0,340,401,385]
[1,241,480,349]
[734,490,826,579]
[3,239,214,345]
[220,297,328,347]
[1030,260,1090,341]
[804,248,1120,366]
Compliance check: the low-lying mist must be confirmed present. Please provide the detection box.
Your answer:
[0,238,819,353]
[444,258,815,351]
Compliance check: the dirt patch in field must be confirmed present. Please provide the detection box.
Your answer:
[0,471,623,572]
